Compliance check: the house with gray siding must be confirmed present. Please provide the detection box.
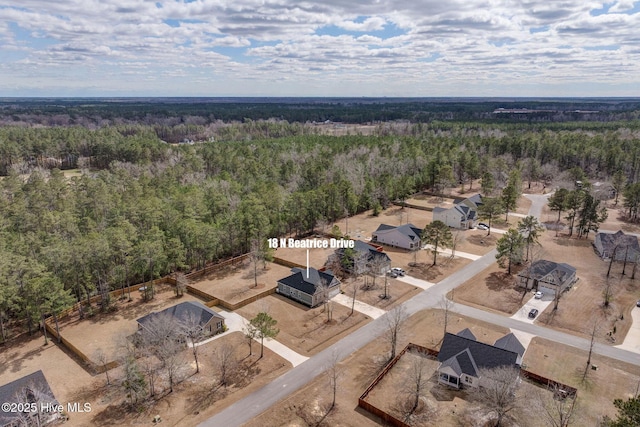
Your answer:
[276,267,340,307]
[372,223,423,251]
[594,230,640,261]
[517,260,577,296]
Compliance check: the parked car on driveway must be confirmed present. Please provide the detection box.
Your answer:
[391,267,405,276]
[528,308,539,318]
[477,223,489,231]
[387,270,398,278]
[636,300,640,307]
[534,291,543,299]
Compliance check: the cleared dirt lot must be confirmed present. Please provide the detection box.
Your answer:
[451,262,525,316]
[344,276,421,310]
[236,294,371,356]
[57,284,204,364]
[189,260,291,305]
[523,337,640,425]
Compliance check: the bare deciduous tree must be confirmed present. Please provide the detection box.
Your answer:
[533,386,579,427]
[243,320,258,356]
[439,296,454,337]
[385,305,408,361]
[582,319,601,382]
[214,341,237,388]
[179,312,207,374]
[395,355,435,424]
[471,365,521,427]
[93,348,112,385]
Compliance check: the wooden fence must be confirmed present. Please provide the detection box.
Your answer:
[358,344,414,427]
[185,254,249,281]
[53,278,176,321]
[391,201,433,212]
[520,369,578,396]
[272,257,306,269]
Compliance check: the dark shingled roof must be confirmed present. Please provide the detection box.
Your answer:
[457,328,477,341]
[438,332,519,371]
[440,348,479,377]
[374,223,422,241]
[493,333,526,357]
[0,371,58,425]
[518,260,576,286]
[596,230,640,254]
[278,267,337,295]
[137,301,224,328]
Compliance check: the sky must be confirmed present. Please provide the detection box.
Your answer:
[1,1,639,97]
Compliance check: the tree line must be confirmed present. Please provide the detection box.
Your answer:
[2,118,640,341]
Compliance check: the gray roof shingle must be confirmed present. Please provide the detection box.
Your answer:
[137,301,224,328]
[278,268,337,296]
[0,371,58,425]
[438,332,519,372]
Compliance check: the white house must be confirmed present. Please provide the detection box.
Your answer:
[371,223,423,251]
[432,194,482,229]
[437,329,523,389]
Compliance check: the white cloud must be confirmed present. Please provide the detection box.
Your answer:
[0,0,638,96]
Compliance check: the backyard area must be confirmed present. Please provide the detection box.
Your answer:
[189,260,291,305]
[236,294,371,356]
[55,283,204,365]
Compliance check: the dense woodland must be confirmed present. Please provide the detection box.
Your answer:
[1,99,640,342]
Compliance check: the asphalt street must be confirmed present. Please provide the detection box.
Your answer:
[200,192,639,426]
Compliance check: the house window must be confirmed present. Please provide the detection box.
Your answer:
[465,376,473,384]
[217,321,222,330]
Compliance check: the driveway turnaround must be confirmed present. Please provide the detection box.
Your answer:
[331,293,386,319]
[616,306,640,353]
[510,293,554,324]
[397,275,436,290]
[422,245,481,260]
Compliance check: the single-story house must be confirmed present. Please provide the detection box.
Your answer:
[331,240,391,276]
[0,370,61,427]
[594,230,640,261]
[433,194,482,229]
[371,223,423,251]
[437,330,522,389]
[276,267,341,307]
[136,301,226,337]
[517,260,577,296]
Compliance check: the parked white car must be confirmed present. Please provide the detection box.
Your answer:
[534,291,543,299]
[391,267,405,276]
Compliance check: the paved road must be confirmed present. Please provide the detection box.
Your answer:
[199,249,500,427]
[200,192,639,427]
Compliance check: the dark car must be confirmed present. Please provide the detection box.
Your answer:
[528,308,539,319]
[637,300,640,307]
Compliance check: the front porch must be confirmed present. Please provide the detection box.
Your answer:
[438,372,461,389]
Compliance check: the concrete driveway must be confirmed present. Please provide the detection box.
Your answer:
[616,305,640,353]
[510,292,553,323]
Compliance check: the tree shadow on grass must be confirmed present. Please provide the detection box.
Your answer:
[485,272,515,292]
